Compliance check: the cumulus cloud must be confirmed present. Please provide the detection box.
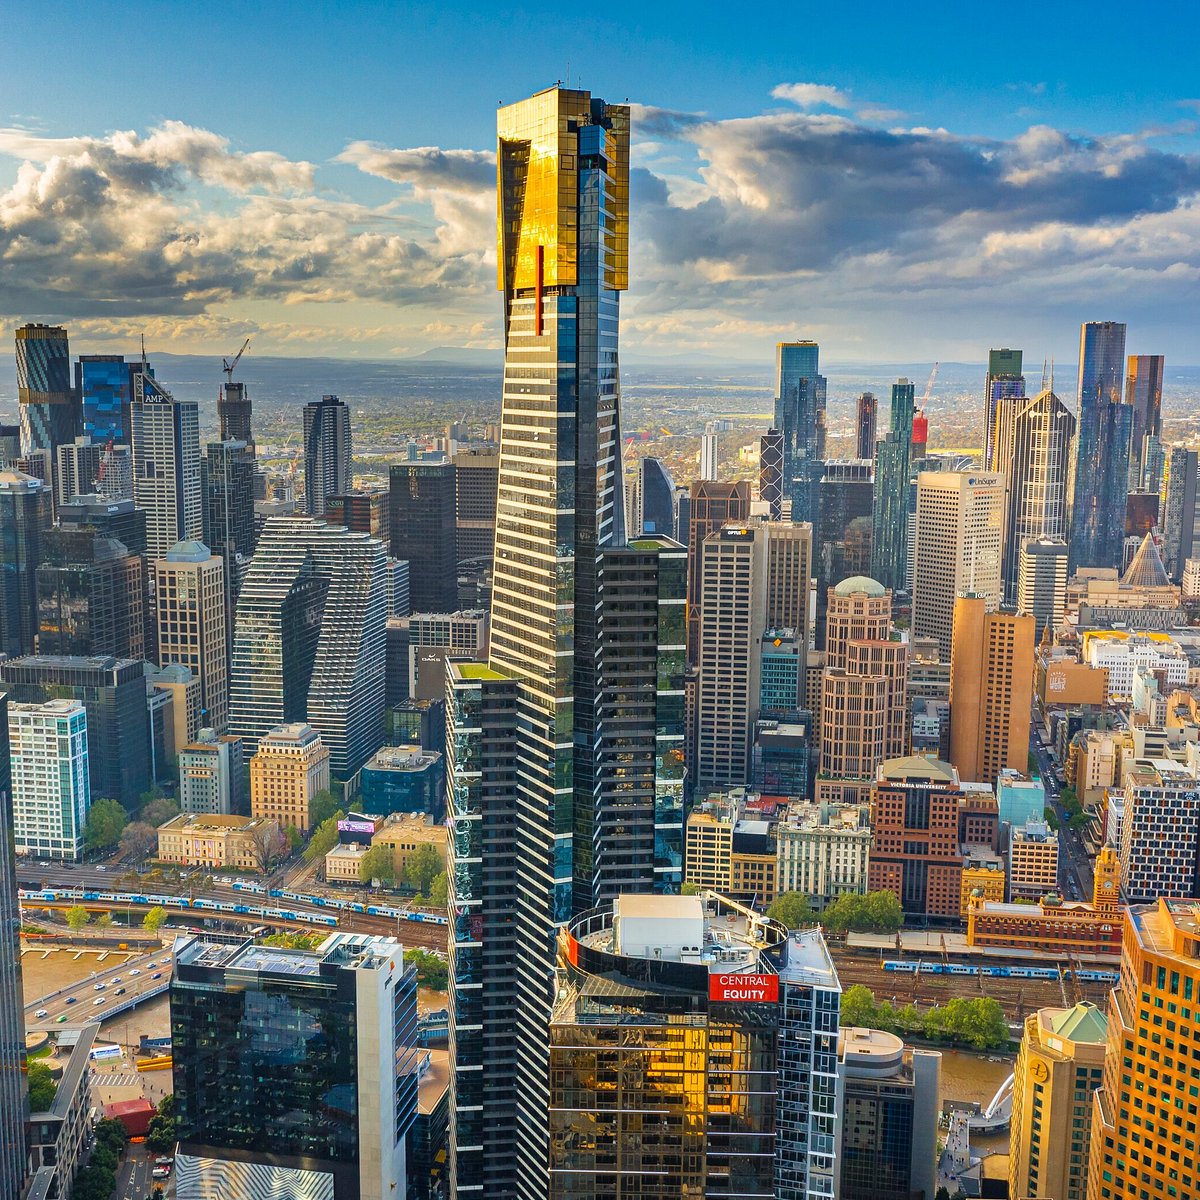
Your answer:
[771,82,852,110]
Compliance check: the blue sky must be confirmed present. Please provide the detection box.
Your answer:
[3,0,1200,362]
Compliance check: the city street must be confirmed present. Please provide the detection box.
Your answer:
[1030,718,1096,901]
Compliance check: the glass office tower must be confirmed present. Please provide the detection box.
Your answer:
[871,380,916,592]
[774,340,827,524]
[1069,321,1129,571]
[76,355,134,444]
[15,323,77,456]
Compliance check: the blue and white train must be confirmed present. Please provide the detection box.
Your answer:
[882,959,1118,984]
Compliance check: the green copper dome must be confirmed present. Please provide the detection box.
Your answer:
[833,575,887,597]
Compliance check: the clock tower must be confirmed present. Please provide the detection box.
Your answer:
[1093,843,1120,912]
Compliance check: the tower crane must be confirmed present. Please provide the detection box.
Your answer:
[921,361,939,408]
[222,338,251,383]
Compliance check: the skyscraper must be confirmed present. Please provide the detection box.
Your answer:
[217,379,254,448]
[686,479,751,663]
[982,347,1024,471]
[759,428,783,520]
[1000,388,1075,602]
[700,420,720,481]
[452,449,499,564]
[0,693,27,1200]
[911,470,1004,661]
[814,459,873,644]
[0,468,50,658]
[447,86,632,1200]
[774,340,826,524]
[75,354,134,445]
[132,368,202,561]
[854,392,877,460]
[172,932,420,1200]
[948,597,1034,785]
[388,462,457,612]
[1160,446,1198,580]
[154,541,229,734]
[302,394,352,516]
[637,456,677,536]
[1069,321,1130,571]
[1126,354,1164,490]
[201,440,257,615]
[229,517,386,777]
[16,323,77,456]
[55,436,104,506]
[1018,538,1069,636]
[871,380,916,592]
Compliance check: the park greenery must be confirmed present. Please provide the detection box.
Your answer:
[27,1061,57,1111]
[145,1094,177,1152]
[262,931,324,950]
[358,842,396,886]
[309,788,342,829]
[304,812,346,863]
[841,983,1010,1050]
[767,891,815,928]
[820,890,904,935]
[65,905,90,933]
[405,947,449,990]
[405,843,443,895]
[70,1118,127,1200]
[83,798,127,852]
[428,871,449,909]
[142,906,168,934]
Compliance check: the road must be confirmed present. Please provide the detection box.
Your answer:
[1030,716,1095,901]
[113,1142,167,1200]
[23,946,167,1030]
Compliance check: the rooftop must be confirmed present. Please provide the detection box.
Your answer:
[833,575,887,598]
[1044,1001,1108,1045]
[877,755,959,784]
[164,539,212,563]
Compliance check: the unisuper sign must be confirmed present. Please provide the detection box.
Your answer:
[709,973,778,1003]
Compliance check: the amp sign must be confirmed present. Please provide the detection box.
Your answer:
[708,973,779,1003]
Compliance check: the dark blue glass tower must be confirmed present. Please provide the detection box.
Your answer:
[1069,321,1130,571]
[774,340,826,524]
[76,356,134,445]
[871,380,916,592]
[15,323,77,455]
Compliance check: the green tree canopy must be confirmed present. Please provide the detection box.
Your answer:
[405,843,443,894]
[142,905,168,934]
[65,905,90,932]
[840,984,879,1029]
[140,796,180,828]
[822,890,904,934]
[94,913,114,930]
[680,882,701,896]
[767,891,814,929]
[405,947,448,990]
[93,1117,129,1154]
[27,1061,57,1111]
[428,871,449,909]
[309,788,342,829]
[84,798,128,851]
[303,812,345,863]
[359,842,396,887]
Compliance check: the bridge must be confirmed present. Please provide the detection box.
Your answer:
[23,946,168,1031]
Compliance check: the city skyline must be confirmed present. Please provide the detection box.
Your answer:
[5,3,1200,361]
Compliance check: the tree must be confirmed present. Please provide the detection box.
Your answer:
[680,882,701,895]
[303,813,345,863]
[119,821,157,862]
[840,984,879,1029]
[863,890,904,933]
[359,843,396,887]
[936,1187,952,1200]
[84,798,128,852]
[66,905,90,933]
[246,820,287,873]
[157,1094,176,1117]
[404,947,449,990]
[145,1112,176,1152]
[285,825,304,853]
[429,871,449,909]
[767,891,814,929]
[93,1117,129,1155]
[142,906,168,934]
[140,796,180,828]
[309,788,341,829]
[27,1061,57,1111]
[405,843,443,894]
[95,913,114,930]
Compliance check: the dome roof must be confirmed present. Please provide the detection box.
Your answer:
[833,575,887,597]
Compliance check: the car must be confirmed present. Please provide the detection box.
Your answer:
[154,1157,172,1167]
[152,1168,170,1180]
[92,998,104,1007]
[93,983,105,991]
[56,1015,68,1024]
[111,976,121,983]
[114,988,126,996]
[129,969,141,976]
[96,866,106,871]
[35,1009,47,1018]
[151,972,162,980]
[65,997,76,1005]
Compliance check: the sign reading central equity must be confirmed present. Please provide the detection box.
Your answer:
[708,973,778,1003]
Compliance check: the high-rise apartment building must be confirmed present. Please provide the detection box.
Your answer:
[249,722,330,834]
[1010,1001,1106,1200]
[837,1026,941,1200]
[1160,446,1197,581]
[869,756,969,919]
[16,323,77,456]
[302,394,352,517]
[948,596,1034,785]
[1087,899,1200,1200]
[774,340,827,523]
[548,894,841,1200]
[1125,353,1164,490]
[872,380,916,592]
[201,440,256,612]
[446,87,650,1200]
[912,470,1004,661]
[637,456,677,536]
[1117,758,1200,903]
[132,368,202,561]
[1069,321,1131,572]
[814,459,874,645]
[0,469,49,658]
[452,449,499,563]
[154,540,228,734]
[217,379,253,448]
[36,525,148,660]
[854,392,878,460]
[0,655,150,804]
[178,728,243,816]
[172,932,420,1200]
[55,436,103,506]
[95,443,133,501]
[0,694,25,1200]
[75,354,133,445]
[700,420,720,481]
[9,698,90,859]
[1018,537,1069,636]
[1000,388,1076,602]
[388,462,457,612]
[686,479,751,663]
[229,517,386,776]
[760,428,784,520]
[983,348,1024,471]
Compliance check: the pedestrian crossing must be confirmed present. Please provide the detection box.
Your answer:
[93,1071,140,1087]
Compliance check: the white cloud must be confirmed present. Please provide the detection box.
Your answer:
[771,82,852,110]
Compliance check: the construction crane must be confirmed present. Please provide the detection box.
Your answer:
[921,361,939,408]
[222,338,251,384]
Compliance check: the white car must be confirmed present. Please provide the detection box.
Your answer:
[35,1009,47,1018]
[129,969,141,976]
[93,983,105,991]
[92,998,105,1007]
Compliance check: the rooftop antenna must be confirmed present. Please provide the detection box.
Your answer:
[1040,359,1048,392]
[140,333,148,371]
[1050,358,1055,394]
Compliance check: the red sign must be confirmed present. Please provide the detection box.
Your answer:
[708,972,778,1003]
